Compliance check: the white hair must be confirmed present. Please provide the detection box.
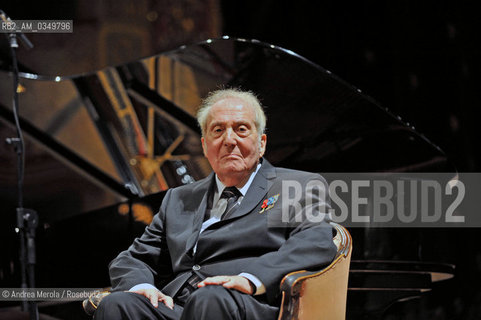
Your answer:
[196,88,267,137]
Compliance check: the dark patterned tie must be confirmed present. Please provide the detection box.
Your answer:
[218,186,241,219]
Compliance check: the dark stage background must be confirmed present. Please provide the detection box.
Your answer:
[1,1,480,319]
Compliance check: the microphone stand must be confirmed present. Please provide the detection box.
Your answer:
[2,11,39,320]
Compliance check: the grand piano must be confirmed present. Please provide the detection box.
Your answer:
[0,37,455,319]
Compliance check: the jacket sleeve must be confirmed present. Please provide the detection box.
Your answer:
[240,174,338,303]
[109,189,174,291]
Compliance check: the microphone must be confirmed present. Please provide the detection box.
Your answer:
[0,9,34,49]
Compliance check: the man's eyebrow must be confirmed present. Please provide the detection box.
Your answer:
[208,121,224,128]
[209,120,251,127]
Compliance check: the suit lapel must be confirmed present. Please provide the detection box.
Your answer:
[185,173,215,253]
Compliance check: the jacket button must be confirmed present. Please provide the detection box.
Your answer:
[192,264,201,271]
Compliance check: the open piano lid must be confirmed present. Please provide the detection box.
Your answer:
[0,37,454,220]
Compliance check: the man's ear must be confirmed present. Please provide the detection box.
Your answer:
[259,134,267,157]
[201,137,207,157]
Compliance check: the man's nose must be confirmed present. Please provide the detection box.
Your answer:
[223,128,237,145]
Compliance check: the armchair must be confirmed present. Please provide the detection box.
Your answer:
[83,223,352,319]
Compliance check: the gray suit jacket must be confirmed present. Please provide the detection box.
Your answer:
[109,159,337,305]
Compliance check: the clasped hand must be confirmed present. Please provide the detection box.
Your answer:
[130,275,254,309]
[198,275,254,294]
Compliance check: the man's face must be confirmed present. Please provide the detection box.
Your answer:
[201,97,266,185]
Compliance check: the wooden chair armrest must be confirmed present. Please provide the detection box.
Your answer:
[278,223,352,320]
[82,290,111,316]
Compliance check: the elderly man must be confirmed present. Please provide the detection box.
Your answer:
[95,88,337,320]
